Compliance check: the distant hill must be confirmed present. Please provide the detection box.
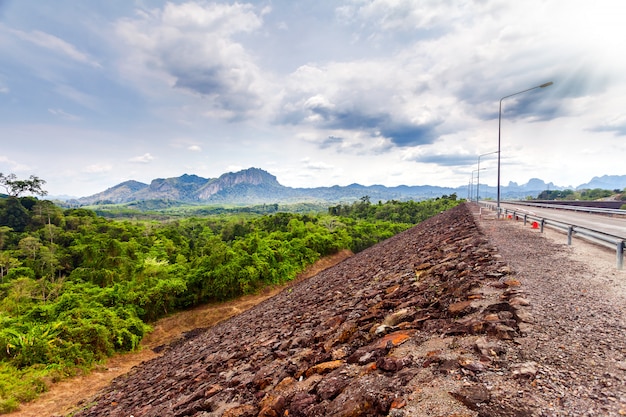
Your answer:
[576,175,626,191]
[79,180,149,204]
[73,168,461,206]
[70,168,626,206]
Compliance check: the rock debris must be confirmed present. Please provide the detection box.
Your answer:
[70,203,626,417]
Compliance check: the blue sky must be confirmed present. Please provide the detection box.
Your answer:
[1,0,625,197]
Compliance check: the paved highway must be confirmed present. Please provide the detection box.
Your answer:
[492,202,626,239]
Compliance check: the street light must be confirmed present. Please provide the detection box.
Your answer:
[471,168,485,201]
[496,81,553,216]
[476,151,499,202]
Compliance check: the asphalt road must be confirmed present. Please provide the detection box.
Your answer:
[491,201,626,239]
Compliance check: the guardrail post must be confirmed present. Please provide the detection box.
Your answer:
[567,226,574,245]
[523,214,527,225]
[618,241,624,270]
[540,219,545,233]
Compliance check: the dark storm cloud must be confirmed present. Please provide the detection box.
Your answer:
[172,67,224,96]
[379,122,440,147]
[464,82,560,122]
[307,104,386,130]
[171,65,261,116]
[498,93,560,122]
[282,100,441,149]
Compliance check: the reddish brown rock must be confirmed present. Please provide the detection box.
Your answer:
[376,355,413,372]
[222,404,258,417]
[375,330,416,349]
[448,300,474,315]
[71,204,524,417]
[316,372,351,400]
[258,394,285,417]
[304,360,344,377]
[287,393,318,417]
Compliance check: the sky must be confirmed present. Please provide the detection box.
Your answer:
[1,0,625,198]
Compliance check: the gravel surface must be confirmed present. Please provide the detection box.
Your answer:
[475,204,626,416]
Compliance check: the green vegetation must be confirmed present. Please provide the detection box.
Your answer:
[83,201,328,219]
[0,173,47,198]
[536,188,626,201]
[0,187,460,412]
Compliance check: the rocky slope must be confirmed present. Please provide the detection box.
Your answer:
[71,203,535,416]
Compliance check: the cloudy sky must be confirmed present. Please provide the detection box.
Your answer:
[1,0,625,197]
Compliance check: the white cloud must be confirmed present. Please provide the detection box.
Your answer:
[337,0,469,32]
[0,156,30,172]
[2,1,626,197]
[8,28,101,68]
[114,2,266,119]
[226,164,244,173]
[54,84,100,110]
[83,163,113,173]
[169,137,204,152]
[300,158,334,171]
[278,58,444,148]
[129,153,154,163]
[48,108,80,121]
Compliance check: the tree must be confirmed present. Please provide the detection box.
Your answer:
[19,236,41,261]
[0,198,31,232]
[0,251,20,282]
[0,173,47,197]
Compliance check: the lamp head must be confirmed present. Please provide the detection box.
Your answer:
[540,81,553,88]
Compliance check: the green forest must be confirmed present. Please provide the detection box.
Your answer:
[535,188,626,201]
[0,190,460,412]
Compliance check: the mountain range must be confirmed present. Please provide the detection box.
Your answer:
[70,168,626,206]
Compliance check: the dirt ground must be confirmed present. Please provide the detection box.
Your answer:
[7,251,353,417]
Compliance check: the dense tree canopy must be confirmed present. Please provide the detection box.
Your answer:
[535,188,622,201]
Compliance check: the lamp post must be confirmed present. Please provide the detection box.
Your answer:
[497,81,553,217]
[471,168,485,201]
[476,151,499,202]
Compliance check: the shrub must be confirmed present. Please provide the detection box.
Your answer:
[4,267,35,281]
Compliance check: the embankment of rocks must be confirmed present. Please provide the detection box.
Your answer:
[72,203,532,417]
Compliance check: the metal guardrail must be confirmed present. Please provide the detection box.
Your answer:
[504,201,626,217]
[479,202,626,270]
